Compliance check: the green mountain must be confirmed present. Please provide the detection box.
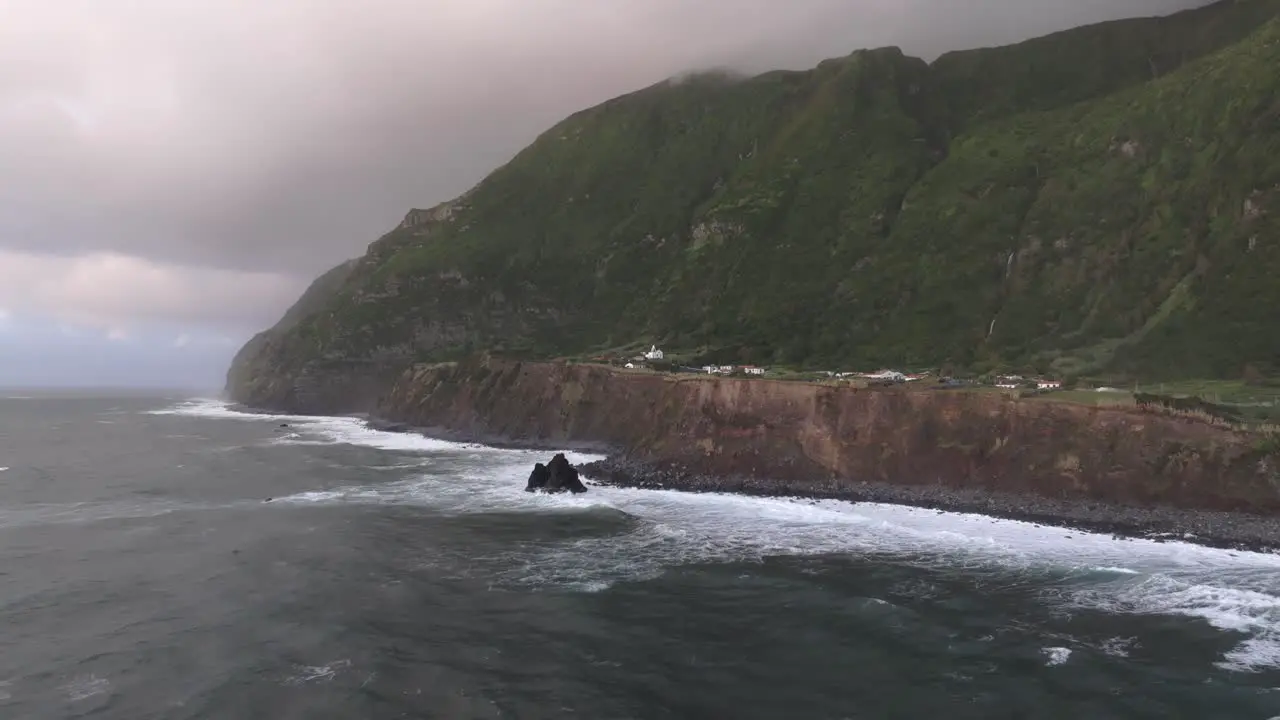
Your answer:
[229,0,1280,408]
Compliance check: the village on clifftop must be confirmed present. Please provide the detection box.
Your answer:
[599,346,1067,392]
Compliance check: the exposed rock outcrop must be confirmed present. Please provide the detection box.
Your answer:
[545,453,587,493]
[525,462,550,491]
[525,454,588,494]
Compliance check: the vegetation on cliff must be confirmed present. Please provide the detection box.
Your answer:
[229,0,1280,407]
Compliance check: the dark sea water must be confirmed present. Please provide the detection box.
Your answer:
[2,394,1280,719]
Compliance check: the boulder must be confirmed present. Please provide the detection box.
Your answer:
[525,462,550,492]
[526,453,587,494]
[546,452,588,493]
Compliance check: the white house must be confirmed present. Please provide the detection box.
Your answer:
[702,365,738,375]
[643,345,664,361]
[862,370,906,382]
[1037,379,1063,390]
[996,382,1020,390]
[625,363,636,369]
[743,366,766,376]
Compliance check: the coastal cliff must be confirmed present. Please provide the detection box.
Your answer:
[223,1,1280,544]
[377,358,1280,516]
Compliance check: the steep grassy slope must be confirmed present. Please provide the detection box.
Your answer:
[229,0,1280,408]
[932,0,1280,129]
[898,17,1280,377]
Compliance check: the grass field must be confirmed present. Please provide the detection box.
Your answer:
[570,356,1280,426]
[1131,380,1280,406]
[1029,389,1136,407]
[1030,379,1280,427]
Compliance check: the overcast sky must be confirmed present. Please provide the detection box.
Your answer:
[0,0,1202,388]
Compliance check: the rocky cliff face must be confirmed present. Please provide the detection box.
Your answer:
[377,358,1280,514]
[226,257,410,413]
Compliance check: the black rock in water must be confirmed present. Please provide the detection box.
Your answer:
[546,453,588,494]
[525,462,550,492]
[526,454,587,494]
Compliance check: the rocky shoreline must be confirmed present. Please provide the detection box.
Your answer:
[348,415,1280,554]
[578,456,1280,554]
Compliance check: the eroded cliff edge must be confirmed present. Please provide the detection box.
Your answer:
[376,358,1280,520]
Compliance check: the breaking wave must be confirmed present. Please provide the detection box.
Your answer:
[154,398,1280,672]
[1042,647,1072,666]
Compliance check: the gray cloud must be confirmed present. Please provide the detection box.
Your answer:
[0,249,302,335]
[1,0,1202,340]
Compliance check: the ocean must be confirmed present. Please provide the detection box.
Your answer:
[1,393,1279,719]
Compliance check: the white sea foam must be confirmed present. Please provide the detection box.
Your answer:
[1091,566,1140,575]
[1042,647,1072,666]
[284,659,352,686]
[1072,575,1280,672]
[145,398,276,419]
[148,399,552,456]
[0,467,8,472]
[155,398,1280,672]
[61,674,109,702]
[1096,636,1137,658]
